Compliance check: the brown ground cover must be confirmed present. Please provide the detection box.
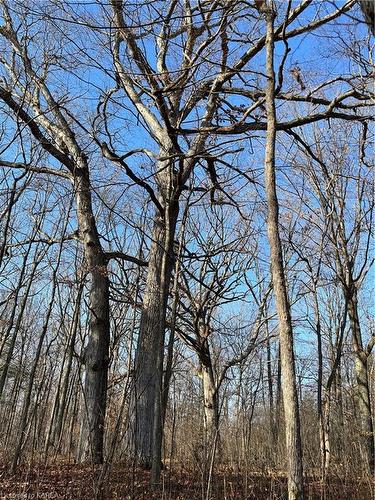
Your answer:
[0,464,373,499]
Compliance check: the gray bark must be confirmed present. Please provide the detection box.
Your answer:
[128,203,178,477]
[75,168,110,464]
[201,361,219,439]
[263,5,304,499]
[347,288,374,474]
[319,396,331,480]
[197,335,219,440]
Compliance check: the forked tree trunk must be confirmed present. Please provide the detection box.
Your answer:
[0,9,111,463]
[129,203,178,479]
[263,5,304,499]
[75,168,110,464]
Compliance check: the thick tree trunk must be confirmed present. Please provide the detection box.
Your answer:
[347,289,374,473]
[197,339,220,500]
[201,359,219,439]
[128,204,178,478]
[196,325,219,441]
[353,355,374,472]
[264,5,304,499]
[75,169,110,464]
[202,365,219,439]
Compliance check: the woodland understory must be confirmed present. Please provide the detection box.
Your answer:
[0,1,374,499]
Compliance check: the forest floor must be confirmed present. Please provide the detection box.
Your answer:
[0,463,373,499]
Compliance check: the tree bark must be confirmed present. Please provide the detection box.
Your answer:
[347,288,374,474]
[312,284,330,481]
[161,208,187,428]
[263,5,304,499]
[201,363,219,439]
[319,395,331,480]
[128,203,178,479]
[198,342,219,440]
[75,168,110,464]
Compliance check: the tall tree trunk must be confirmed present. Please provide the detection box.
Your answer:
[75,169,110,464]
[128,203,178,480]
[161,212,187,428]
[347,288,374,474]
[276,343,282,438]
[263,5,304,499]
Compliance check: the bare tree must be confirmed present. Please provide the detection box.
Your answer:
[290,124,374,474]
[262,3,303,497]
[0,1,112,464]
[0,0,373,497]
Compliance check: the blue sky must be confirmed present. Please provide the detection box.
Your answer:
[0,0,373,394]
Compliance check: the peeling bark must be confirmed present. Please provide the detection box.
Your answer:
[197,338,219,440]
